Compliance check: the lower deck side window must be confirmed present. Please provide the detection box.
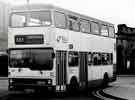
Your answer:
[67,51,113,67]
[88,52,113,66]
[68,51,79,66]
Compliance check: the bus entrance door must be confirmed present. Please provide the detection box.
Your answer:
[56,51,67,92]
[79,52,88,90]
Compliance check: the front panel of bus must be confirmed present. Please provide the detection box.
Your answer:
[8,10,57,91]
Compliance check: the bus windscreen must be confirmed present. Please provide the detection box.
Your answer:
[9,49,53,70]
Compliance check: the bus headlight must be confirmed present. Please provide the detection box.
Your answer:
[48,79,52,84]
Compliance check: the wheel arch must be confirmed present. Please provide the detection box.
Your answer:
[69,76,79,84]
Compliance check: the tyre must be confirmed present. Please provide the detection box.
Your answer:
[103,73,109,87]
[68,78,79,95]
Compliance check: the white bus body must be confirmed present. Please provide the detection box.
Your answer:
[8,4,116,92]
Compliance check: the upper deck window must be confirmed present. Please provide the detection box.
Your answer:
[101,25,109,36]
[10,11,51,27]
[80,19,90,33]
[109,26,115,38]
[54,11,66,28]
[68,15,79,31]
[91,22,99,34]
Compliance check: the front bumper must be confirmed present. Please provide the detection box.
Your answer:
[8,78,54,91]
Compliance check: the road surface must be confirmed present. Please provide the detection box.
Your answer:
[0,76,135,100]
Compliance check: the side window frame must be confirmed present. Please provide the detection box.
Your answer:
[101,53,110,65]
[68,15,80,32]
[88,52,92,65]
[109,26,115,38]
[68,51,79,67]
[91,21,100,35]
[54,11,67,29]
[80,18,91,33]
[92,52,101,66]
[110,53,113,64]
[101,24,109,36]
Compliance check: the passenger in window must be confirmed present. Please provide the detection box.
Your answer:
[69,21,73,30]
[93,56,98,65]
[93,53,101,65]
[102,54,107,65]
[97,53,101,65]
[107,54,110,64]
[88,53,92,65]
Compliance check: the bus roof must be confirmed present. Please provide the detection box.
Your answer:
[11,4,114,26]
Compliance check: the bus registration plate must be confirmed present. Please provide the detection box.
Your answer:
[37,81,45,85]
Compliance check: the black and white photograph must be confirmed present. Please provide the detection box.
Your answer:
[0,0,135,100]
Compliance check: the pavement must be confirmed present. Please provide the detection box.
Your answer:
[104,76,135,100]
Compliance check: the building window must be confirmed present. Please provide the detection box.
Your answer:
[80,19,90,33]
[54,11,66,28]
[101,25,109,36]
[68,51,79,66]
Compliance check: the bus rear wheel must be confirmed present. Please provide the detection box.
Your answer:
[103,73,109,87]
[68,78,79,95]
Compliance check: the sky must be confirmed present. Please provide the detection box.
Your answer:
[1,0,135,30]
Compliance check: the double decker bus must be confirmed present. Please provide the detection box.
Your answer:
[8,4,116,92]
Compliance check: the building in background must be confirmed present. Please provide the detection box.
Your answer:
[0,2,9,76]
[117,24,135,74]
